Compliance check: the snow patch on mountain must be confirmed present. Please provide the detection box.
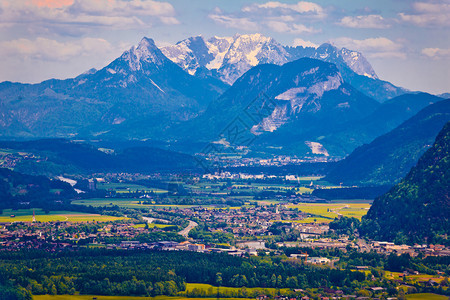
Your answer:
[205,36,234,70]
[149,78,165,93]
[76,79,87,86]
[339,48,378,79]
[161,38,203,76]
[217,34,289,84]
[275,87,307,100]
[305,141,329,156]
[301,67,319,77]
[112,117,126,125]
[307,74,343,98]
[251,104,289,135]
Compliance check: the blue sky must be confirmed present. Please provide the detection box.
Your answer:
[0,0,449,94]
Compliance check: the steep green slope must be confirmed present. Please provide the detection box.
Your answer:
[322,92,444,156]
[326,99,450,186]
[0,139,198,175]
[360,122,450,244]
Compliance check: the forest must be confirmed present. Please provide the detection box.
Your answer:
[360,122,450,245]
[2,248,449,299]
[0,248,366,297]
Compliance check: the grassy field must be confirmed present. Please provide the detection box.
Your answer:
[330,199,374,203]
[295,187,314,194]
[229,182,315,195]
[33,296,254,300]
[72,199,202,209]
[0,209,125,223]
[406,293,448,300]
[406,274,445,283]
[184,283,290,296]
[283,203,371,223]
[72,198,235,209]
[296,176,323,181]
[132,223,173,229]
[384,271,445,284]
[97,182,167,194]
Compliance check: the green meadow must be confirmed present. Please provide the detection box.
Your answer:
[406,293,448,300]
[0,208,124,223]
[97,182,167,194]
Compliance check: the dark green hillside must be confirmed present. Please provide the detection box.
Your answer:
[360,122,450,245]
[322,92,444,156]
[0,139,198,175]
[326,99,450,186]
[0,168,76,209]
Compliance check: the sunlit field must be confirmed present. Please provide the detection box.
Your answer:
[0,209,125,223]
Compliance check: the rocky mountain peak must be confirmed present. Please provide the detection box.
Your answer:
[339,47,378,79]
[114,37,168,73]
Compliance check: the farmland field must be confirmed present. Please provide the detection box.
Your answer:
[33,295,254,300]
[0,209,125,223]
[283,203,371,223]
[183,283,291,296]
[97,182,167,194]
[406,293,448,300]
[132,223,173,229]
[72,199,202,209]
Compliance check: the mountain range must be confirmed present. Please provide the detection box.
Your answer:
[0,34,446,158]
[175,57,379,156]
[0,37,227,139]
[161,34,405,102]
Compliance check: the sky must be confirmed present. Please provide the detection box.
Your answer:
[0,0,449,94]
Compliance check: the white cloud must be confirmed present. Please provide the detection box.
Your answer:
[69,0,177,18]
[399,2,450,27]
[209,1,322,35]
[266,15,295,22]
[0,0,179,34]
[266,21,317,34]
[422,47,450,59]
[331,37,406,59]
[293,38,318,48]
[0,37,114,61]
[243,1,326,19]
[337,15,391,29]
[208,14,259,31]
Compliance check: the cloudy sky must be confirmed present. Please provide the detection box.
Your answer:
[0,0,449,94]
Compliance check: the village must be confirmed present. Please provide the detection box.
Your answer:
[1,204,449,260]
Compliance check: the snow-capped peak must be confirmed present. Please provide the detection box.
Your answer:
[122,37,166,71]
[161,35,212,76]
[209,33,289,84]
[161,33,288,83]
[161,34,378,84]
[76,68,97,78]
[339,47,378,79]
